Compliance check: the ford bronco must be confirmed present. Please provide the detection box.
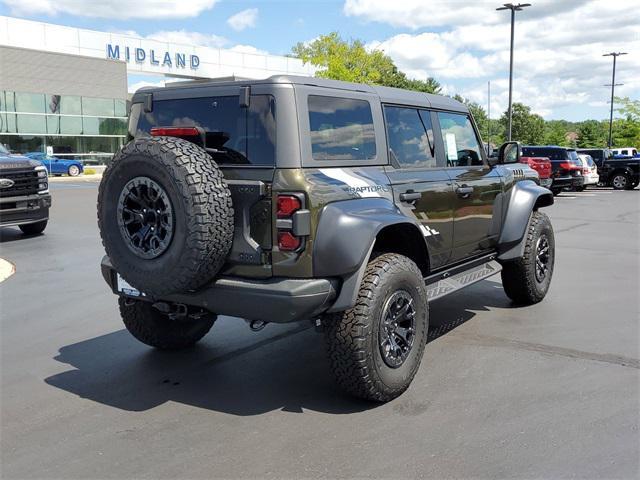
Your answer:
[97,76,555,401]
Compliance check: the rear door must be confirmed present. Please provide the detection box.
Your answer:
[383,106,454,270]
[435,111,503,262]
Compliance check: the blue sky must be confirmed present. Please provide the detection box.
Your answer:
[1,0,638,122]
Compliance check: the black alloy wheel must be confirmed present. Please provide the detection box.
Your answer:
[534,234,551,284]
[117,176,174,259]
[379,290,416,368]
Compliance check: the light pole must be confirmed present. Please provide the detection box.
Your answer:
[603,52,627,148]
[496,3,531,141]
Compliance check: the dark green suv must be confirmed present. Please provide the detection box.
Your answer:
[97,76,555,401]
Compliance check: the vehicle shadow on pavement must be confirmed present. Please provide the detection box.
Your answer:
[0,228,43,243]
[44,280,511,416]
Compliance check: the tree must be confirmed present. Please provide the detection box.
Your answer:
[543,121,569,146]
[577,120,606,148]
[615,96,640,121]
[612,97,640,148]
[292,32,441,93]
[500,103,544,145]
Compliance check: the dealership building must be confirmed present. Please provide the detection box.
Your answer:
[0,15,313,164]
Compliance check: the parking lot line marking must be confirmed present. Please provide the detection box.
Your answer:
[0,258,15,283]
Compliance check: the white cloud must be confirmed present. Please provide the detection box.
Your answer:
[358,0,640,119]
[229,45,268,55]
[3,0,219,19]
[227,8,258,31]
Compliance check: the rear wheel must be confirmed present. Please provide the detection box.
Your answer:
[611,173,629,190]
[501,211,555,305]
[119,297,215,350]
[19,220,47,235]
[323,253,429,402]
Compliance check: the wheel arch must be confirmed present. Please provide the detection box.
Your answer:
[498,180,554,262]
[313,197,430,312]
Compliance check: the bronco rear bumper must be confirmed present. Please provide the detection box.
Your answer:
[101,256,338,323]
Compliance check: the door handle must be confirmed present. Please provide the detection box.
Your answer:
[456,185,474,198]
[399,191,421,203]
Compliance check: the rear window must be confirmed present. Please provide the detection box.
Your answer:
[308,95,376,162]
[522,147,568,161]
[129,95,276,166]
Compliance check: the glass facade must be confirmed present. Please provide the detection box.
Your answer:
[0,90,127,164]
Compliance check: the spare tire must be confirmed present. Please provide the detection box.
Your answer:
[98,136,234,296]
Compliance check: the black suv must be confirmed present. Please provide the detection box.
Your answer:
[97,76,555,401]
[577,148,639,190]
[0,144,51,234]
[522,146,585,195]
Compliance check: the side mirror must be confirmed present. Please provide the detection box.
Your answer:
[498,141,521,164]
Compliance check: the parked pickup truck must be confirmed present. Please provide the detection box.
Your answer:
[0,144,51,234]
[577,148,639,190]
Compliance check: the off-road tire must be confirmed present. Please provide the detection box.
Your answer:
[611,173,629,190]
[501,211,555,305]
[19,220,47,235]
[98,137,234,296]
[119,297,215,350]
[323,253,429,402]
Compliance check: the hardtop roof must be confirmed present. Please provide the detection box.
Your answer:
[135,74,468,113]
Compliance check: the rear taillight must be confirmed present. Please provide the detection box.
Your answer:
[278,231,301,251]
[276,194,307,252]
[277,195,302,218]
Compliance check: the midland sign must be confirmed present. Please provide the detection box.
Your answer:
[106,44,200,70]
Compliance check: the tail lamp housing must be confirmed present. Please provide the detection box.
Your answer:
[276,193,309,252]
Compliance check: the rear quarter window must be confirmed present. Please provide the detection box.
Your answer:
[308,95,376,162]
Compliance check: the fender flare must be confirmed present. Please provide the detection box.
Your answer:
[313,197,428,312]
[497,180,554,261]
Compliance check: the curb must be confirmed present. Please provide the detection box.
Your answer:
[48,174,103,182]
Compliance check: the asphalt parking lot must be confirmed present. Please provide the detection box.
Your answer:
[1,181,638,479]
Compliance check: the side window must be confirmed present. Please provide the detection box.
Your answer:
[383,106,438,168]
[437,112,484,167]
[308,95,376,162]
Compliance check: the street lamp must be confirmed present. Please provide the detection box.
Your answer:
[496,3,531,141]
[603,52,627,148]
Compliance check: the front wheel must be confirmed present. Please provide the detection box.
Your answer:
[611,173,629,190]
[323,253,429,402]
[68,165,81,176]
[501,211,555,305]
[119,297,215,350]
[19,220,47,235]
